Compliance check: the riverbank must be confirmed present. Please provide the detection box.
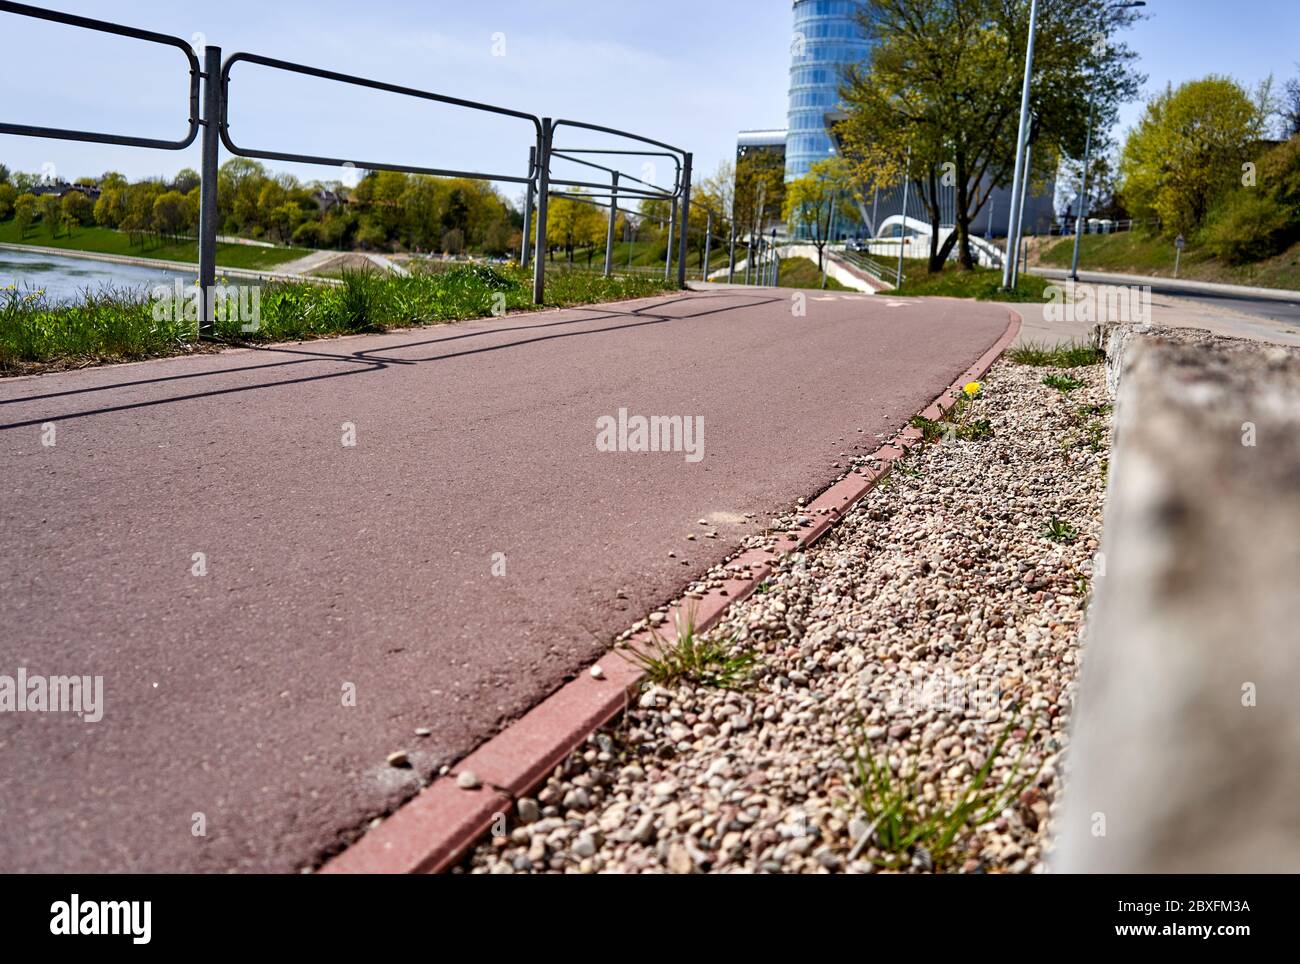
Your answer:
[0,241,319,285]
[0,220,308,271]
[0,264,677,375]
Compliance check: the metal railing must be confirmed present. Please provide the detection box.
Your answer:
[0,2,694,332]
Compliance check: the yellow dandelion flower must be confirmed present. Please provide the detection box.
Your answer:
[963,381,982,397]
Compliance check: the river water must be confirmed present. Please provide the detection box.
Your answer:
[0,247,193,303]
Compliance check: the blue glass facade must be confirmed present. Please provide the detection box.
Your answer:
[786,0,872,182]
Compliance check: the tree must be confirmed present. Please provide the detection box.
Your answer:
[94,188,125,228]
[783,157,852,270]
[688,161,736,271]
[734,148,785,261]
[1285,68,1300,138]
[40,194,61,238]
[1119,76,1264,236]
[14,193,37,238]
[170,168,201,194]
[0,183,15,221]
[838,0,1143,272]
[60,191,94,233]
[152,191,192,241]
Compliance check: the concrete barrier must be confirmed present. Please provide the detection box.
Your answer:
[1055,324,1300,872]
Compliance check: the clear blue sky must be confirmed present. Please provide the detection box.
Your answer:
[1,0,1296,203]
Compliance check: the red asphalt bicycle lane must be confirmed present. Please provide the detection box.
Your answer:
[0,288,1010,872]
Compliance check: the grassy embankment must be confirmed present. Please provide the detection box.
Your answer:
[0,219,310,271]
[0,264,675,374]
[1037,231,1300,291]
[893,258,1052,302]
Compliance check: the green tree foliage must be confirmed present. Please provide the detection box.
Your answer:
[1,159,519,257]
[734,148,785,253]
[782,158,853,270]
[13,193,36,238]
[151,191,192,241]
[1204,133,1300,263]
[59,191,94,232]
[838,0,1143,272]
[1120,76,1266,236]
[40,194,61,238]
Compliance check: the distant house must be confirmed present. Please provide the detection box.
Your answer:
[312,188,342,213]
[29,180,101,201]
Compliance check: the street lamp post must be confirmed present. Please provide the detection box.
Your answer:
[1001,0,1040,290]
[1071,2,1145,280]
[896,146,911,289]
[1068,91,1095,282]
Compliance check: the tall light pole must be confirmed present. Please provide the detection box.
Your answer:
[1071,2,1145,281]
[1001,0,1039,290]
[896,146,911,289]
[1010,133,1033,288]
[1068,93,1096,282]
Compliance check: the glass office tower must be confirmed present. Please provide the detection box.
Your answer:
[785,0,872,183]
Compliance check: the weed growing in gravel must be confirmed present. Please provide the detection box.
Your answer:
[850,715,1042,870]
[1042,517,1078,543]
[621,607,758,690]
[1041,373,1084,393]
[909,415,947,442]
[1007,341,1103,367]
[910,413,994,443]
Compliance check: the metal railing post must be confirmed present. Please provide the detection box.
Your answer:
[197,44,222,338]
[603,171,618,278]
[727,212,736,284]
[521,146,535,267]
[664,197,676,281]
[702,210,712,283]
[532,118,552,304]
[675,152,692,288]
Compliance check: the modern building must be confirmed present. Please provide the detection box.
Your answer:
[736,129,787,168]
[786,0,872,183]
[736,0,1053,247]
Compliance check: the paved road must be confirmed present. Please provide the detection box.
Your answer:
[1031,266,1300,327]
[0,289,1012,872]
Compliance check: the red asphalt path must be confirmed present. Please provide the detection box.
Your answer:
[0,289,1009,872]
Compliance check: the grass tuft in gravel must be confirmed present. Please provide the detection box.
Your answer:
[621,608,759,691]
[1041,373,1084,393]
[851,714,1043,870]
[1007,340,1104,368]
[1042,517,1079,543]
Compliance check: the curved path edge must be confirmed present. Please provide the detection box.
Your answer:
[321,308,1025,875]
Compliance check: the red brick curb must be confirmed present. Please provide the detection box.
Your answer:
[321,309,1023,874]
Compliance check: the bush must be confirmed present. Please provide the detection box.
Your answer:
[291,220,321,247]
[1205,191,1295,264]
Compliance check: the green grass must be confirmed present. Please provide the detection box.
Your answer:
[1006,340,1104,367]
[1041,373,1084,393]
[1042,517,1078,544]
[0,263,674,373]
[893,259,1052,302]
[620,607,758,690]
[0,218,310,270]
[850,714,1042,870]
[777,255,849,290]
[1038,231,1300,291]
[909,394,994,443]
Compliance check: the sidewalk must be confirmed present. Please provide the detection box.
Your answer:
[1030,265,1300,305]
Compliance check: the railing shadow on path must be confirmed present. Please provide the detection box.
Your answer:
[0,292,782,431]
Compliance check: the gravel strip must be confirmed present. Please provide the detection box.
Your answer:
[462,356,1111,874]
